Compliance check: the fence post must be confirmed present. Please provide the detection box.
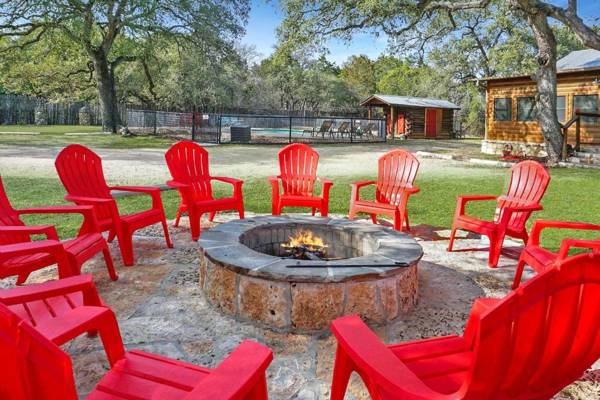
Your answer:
[192,112,196,141]
[218,115,222,144]
[350,118,354,143]
[289,116,292,143]
[153,111,157,135]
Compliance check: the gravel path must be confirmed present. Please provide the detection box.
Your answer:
[2,213,597,399]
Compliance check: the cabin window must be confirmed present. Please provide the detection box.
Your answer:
[494,98,512,121]
[517,97,537,121]
[573,95,598,124]
[556,96,566,122]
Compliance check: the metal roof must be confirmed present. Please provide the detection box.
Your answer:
[361,94,460,109]
[557,49,600,71]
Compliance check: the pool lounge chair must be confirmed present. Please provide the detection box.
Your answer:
[335,121,351,138]
[303,120,333,138]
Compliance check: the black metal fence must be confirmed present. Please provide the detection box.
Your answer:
[0,94,103,125]
[0,94,385,144]
[192,114,387,144]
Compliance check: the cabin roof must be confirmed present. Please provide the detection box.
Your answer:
[557,49,600,71]
[360,94,460,110]
[478,49,600,83]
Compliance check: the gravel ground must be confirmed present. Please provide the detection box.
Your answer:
[2,213,598,399]
[0,141,489,184]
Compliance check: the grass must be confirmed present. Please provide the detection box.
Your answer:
[0,125,177,149]
[4,165,600,252]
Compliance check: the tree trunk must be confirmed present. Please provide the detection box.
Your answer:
[92,50,121,133]
[525,9,563,162]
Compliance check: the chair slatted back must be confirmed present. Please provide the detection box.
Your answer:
[55,145,113,221]
[376,150,420,206]
[0,304,78,400]
[165,141,213,202]
[0,176,28,245]
[494,161,550,232]
[464,254,600,399]
[278,144,319,197]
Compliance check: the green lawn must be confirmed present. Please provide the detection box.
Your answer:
[0,125,177,149]
[4,166,599,252]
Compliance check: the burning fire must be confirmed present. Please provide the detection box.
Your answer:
[281,230,327,252]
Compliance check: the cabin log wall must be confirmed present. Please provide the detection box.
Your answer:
[485,71,600,145]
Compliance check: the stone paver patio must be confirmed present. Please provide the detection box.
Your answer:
[2,213,598,399]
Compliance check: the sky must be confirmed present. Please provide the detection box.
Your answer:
[241,0,600,66]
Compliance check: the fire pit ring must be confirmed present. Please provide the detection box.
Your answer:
[199,216,422,332]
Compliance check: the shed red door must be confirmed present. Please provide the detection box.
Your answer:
[425,109,437,138]
[397,112,405,134]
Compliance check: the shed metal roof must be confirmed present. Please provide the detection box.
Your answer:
[361,94,460,109]
[557,49,600,71]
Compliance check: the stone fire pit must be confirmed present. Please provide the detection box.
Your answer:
[199,216,422,332]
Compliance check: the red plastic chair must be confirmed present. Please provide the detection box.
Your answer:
[55,144,172,266]
[1,240,75,284]
[349,149,420,231]
[448,160,550,267]
[0,295,274,400]
[0,176,117,283]
[330,252,600,400]
[0,274,123,363]
[512,219,600,288]
[269,143,333,216]
[165,141,244,241]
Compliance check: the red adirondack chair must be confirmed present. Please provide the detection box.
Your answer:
[0,274,124,363]
[330,252,600,400]
[0,176,117,283]
[448,160,550,267]
[0,291,273,400]
[1,240,74,284]
[55,144,172,266]
[349,149,420,231]
[165,141,244,241]
[512,219,600,288]
[269,143,333,216]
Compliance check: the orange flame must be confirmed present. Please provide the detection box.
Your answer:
[281,230,327,250]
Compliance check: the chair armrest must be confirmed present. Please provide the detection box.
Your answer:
[331,316,447,399]
[557,239,600,261]
[0,274,101,306]
[184,340,273,400]
[17,205,100,235]
[166,180,191,190]
[455,195,497,217]
[350,180,376,201]
[318,177,333,185]
[529,220,600,246]
[404,186,420,194]
[211,176,243,186]
[0,240,62,259]
[0,240,74,278]
[351,180,376,189]
[268,176,281,184]
[65,195,114,205]
[110,186,162,208]
[0,225,58,240]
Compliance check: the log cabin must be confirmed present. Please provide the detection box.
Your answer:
[480,49,600,156]
[360,94,460,139]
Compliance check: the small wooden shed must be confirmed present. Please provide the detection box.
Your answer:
[360,94,460,139]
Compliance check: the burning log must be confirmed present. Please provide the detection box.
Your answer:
[281,230,328,260]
